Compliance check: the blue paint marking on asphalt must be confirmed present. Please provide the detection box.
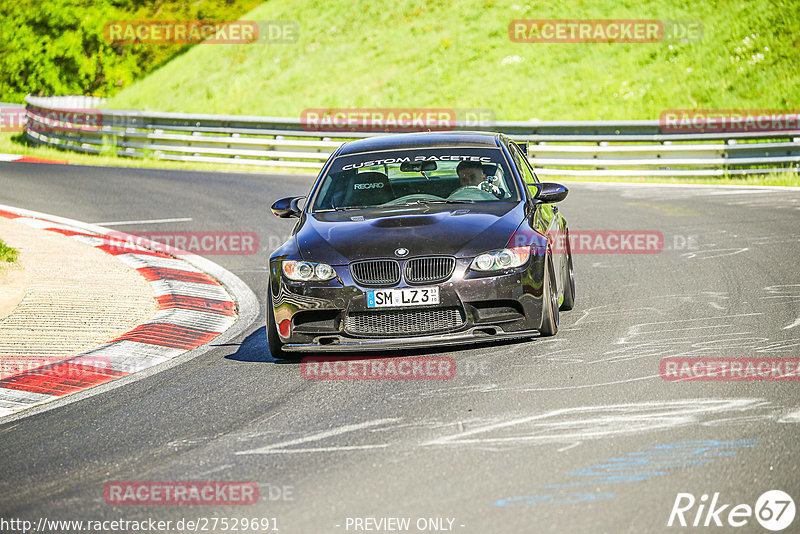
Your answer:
[495,492,615,507]
[494,439,759,507]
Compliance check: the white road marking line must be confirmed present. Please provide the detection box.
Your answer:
[238,445,392,454]
[511,374,661,392]
[423,399,765,446]
[778,410,800,423]
[236,418,401,455]
[681,247,749,260]
[93,217,193,226]
[629,324,734,335]
[615,313,763,344]
[194,464,234,477]
[623,312,763,329]
[573,306,664,326]
[557,441,582,452]
[784,318,800,330]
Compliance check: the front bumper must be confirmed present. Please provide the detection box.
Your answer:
[282,326,540,352]
[268,253,547,352]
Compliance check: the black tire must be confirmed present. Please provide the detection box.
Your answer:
[266,283,287,359]
[539,253,559,336]
[560,240,575,312]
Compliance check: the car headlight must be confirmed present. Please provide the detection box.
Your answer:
[470,246,530,272]
[282,260,337,281]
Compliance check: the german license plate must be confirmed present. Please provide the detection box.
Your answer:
[366,287,439,308]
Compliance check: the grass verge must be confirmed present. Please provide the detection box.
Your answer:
[0,239,18,264]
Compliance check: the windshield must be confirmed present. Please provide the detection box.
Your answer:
[311,147,519,211]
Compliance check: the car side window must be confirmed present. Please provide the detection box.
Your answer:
[522,150,540,184]
[510,142,537,184]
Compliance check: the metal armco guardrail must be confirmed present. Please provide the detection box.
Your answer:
[23,95,800,177]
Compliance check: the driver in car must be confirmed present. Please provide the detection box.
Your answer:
[456,160,486,187]
[456,160,503,198]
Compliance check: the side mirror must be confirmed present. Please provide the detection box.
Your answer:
[271,196,305,218]
[531,182,568,204]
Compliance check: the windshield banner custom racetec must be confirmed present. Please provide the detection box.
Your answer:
[311,147,519,211]
[340,154,493,171]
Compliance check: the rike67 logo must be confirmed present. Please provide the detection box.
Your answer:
[668,490,795,531]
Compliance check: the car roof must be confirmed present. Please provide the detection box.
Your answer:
[335,131,504,155]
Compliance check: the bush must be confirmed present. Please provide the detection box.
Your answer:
[0,0,262,102]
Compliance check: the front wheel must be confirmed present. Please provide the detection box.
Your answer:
[560,242,575,311]
[266,283,287,359]
[539,253,559,336]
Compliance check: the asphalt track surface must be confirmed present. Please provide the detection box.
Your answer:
[0,162,798,533]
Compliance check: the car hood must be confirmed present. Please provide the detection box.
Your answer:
[296,203,526,264]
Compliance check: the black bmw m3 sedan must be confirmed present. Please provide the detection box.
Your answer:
[267,131,574,357]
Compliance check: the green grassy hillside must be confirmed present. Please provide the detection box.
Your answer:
[107,0,800,120]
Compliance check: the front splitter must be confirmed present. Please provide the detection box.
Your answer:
[282,327,539,352]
